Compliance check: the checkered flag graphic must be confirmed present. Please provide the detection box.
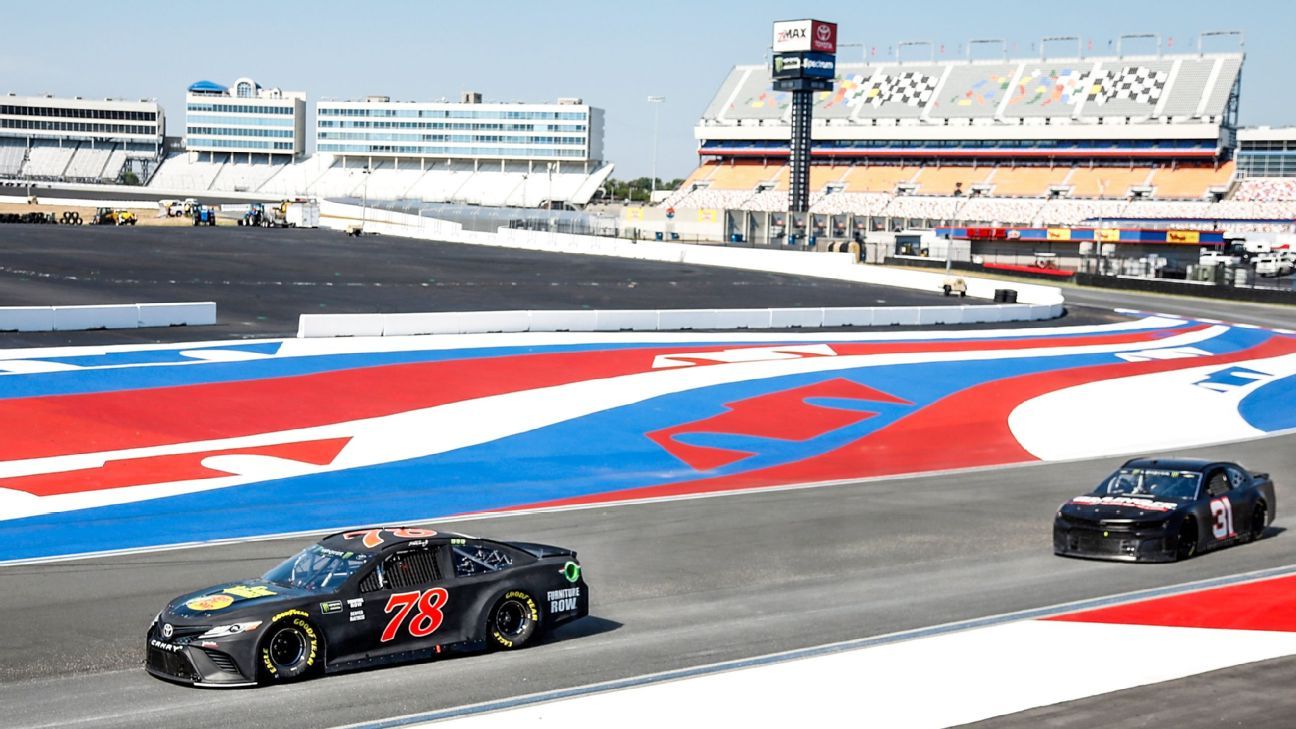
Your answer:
[886,72,939,107]
[857,72,939,108]
[1086,66,1167,105]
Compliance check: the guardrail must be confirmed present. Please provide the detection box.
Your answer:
[0,302,216,332]
[298,303,1055,337]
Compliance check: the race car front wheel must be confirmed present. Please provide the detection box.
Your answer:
[258,613,321,682]
[488,591,539,650]
[1175,518,1198,561]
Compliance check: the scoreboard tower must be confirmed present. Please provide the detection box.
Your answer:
[771,19,837,214]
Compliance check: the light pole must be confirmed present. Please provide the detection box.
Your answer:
[360,164,371,233]
[647,96,665,203]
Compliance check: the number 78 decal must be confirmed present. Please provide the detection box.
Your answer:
[381,588,449,642]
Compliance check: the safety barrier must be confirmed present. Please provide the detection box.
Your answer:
[0,302,216,332]
[315,201,1065,319]
[297,303,1059,338]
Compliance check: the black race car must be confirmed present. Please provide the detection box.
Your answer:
[1054,457,1276,563]
[146,527,588,687]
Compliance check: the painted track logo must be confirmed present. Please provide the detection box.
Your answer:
[0,317,1292,562]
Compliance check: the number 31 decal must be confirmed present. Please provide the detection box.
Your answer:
[381,588,449,642]
[1210,497,1235,540]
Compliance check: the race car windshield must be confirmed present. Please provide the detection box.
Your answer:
[1101,469,1201,501]
[263,545,373,591]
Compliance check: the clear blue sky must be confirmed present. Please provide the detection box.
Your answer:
[2,0,1290,179]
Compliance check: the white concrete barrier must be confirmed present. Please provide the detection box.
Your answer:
[713,308,772,329]
[823,307,874,327]
[529,310,598,332]
[594,310,660,331]
[0,307,56,332]
[657,309,718,330]
[299,313,385,338]
[297,304,1048,338]
[769,308,825,328]
[137,302,217,327]
[52,305,141,331]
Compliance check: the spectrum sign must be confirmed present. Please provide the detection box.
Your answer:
[772,52,836,80]
[772,19,837,54]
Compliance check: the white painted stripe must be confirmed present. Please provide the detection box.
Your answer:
[413,623,1296,729]
[1009,352,1296,460]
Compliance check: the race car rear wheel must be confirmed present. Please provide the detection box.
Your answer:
[1175,517,1198,561]
[1248,502,1267,542]
[488,591,539,650]
[258,613,321,682]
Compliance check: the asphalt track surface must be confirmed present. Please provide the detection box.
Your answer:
[0,434,1293,729]
[0,225,1020,348]
[1,225,1293,727]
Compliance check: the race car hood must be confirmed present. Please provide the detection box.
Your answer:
[1061,495,1185,521]
[166,579,314,621]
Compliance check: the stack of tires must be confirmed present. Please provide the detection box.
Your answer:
[60,211,83,225]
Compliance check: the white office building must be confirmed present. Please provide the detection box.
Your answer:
[0,93,164,181]
[185,78,306,163]
[316,95,604,173]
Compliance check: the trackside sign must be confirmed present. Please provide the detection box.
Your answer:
[773,19,837,54]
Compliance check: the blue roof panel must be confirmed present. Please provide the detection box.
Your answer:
[188,80,228,93]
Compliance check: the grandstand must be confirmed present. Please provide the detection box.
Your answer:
[147,94,614,207]
[668,35,1296,229]
[0,94,165,183]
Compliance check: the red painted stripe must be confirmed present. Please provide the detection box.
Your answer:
[515,335,1296,509]
[1047,574,1296,633]
[0,329,1189,463]
[647,378,908,471]
[0,438,351,497]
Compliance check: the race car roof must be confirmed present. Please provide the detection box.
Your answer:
[318,527,472,552]
[1120,457,1222,471]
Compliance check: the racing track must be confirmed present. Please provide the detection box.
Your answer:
[1,224,1294,726]
[0,435,1294,728]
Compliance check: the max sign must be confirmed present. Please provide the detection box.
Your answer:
[772,19,837,54]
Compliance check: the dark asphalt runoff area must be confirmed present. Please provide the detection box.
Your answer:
[0,435,1293,728]
[0,224,1123,349]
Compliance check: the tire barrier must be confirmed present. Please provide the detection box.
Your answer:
[0,211,83,225]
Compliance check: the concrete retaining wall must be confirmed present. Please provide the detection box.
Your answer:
[0,302,216,332]
[298,303,1059,338]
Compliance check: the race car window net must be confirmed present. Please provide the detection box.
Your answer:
[263,545,373,591]
[1103,469,1201,501]
[371,547,444,592]
[453,545,514,578]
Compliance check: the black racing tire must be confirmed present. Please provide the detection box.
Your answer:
[942,285,952,296]
[1248,502,1267,543]
[257,613,322,682]
[1175,517,1198,561]
[487,590,540,650]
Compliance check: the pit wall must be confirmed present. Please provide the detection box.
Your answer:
[304,201,1064,337]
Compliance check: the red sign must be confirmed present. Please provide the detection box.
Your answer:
[811,20,837,53]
